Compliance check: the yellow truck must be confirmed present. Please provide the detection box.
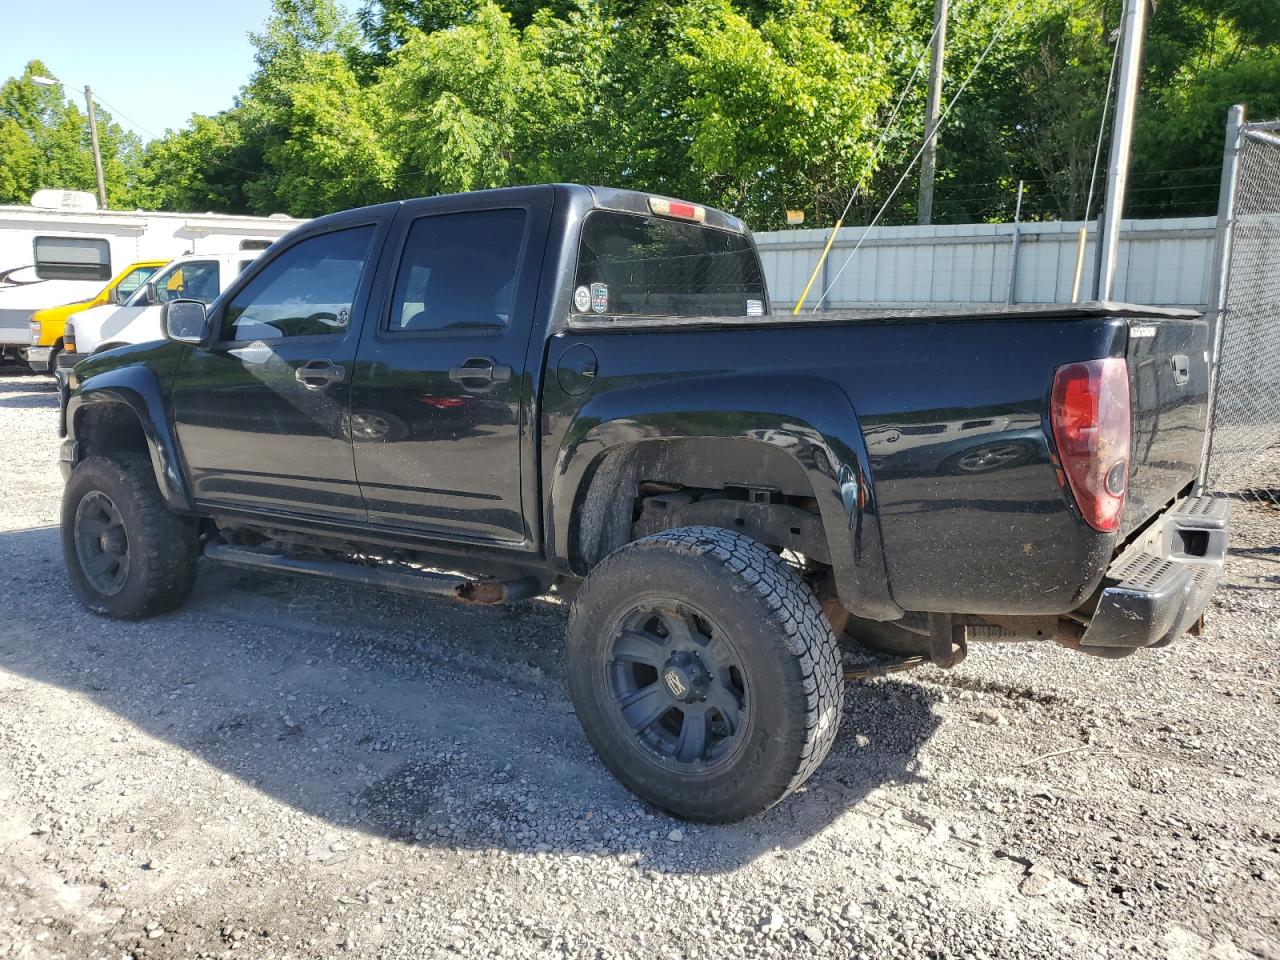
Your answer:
[23,259,167,373]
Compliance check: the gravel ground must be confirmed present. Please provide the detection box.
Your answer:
[0,369,1276,960]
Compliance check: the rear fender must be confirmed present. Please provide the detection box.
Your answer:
[65,364,192,513]
[549,374,901,620]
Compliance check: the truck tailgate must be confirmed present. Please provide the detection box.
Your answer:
[1123,315,1210,534]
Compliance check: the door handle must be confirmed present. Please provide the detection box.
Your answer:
[295,358,345,390]
[448,357,512,385]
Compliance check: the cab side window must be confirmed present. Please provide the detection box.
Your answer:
[115,265,158,299]
[222,226,375,342]
[388,209,527,334]
[156,261,220,304]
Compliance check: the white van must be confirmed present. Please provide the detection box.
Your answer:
[63,252,261,360]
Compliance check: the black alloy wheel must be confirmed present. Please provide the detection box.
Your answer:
[606,601,748,768]
[73,491,131,595]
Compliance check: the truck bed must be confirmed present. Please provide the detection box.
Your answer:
[549,301,1209,618]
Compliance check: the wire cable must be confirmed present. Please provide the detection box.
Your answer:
[788,11,946,315]
[88,90,164,143]
[809,0,1031,312]
[1084,27,1122,223]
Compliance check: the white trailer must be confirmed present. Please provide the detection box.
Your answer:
[0,190,307,357]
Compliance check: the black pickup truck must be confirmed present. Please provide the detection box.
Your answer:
[57,184,1229,821]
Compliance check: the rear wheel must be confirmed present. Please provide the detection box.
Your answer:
[61,454,199,618]
[567,526,844,821]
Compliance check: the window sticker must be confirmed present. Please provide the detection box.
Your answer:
[590,282,608,314]
[746,299,764,316]
[573,285,591,312]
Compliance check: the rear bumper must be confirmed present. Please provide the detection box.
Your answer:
[1079,495,1230,650]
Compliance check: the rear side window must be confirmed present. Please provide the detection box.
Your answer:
[33,236,111,281]
[388,209,528,334]
[574,212,765,317]
[223,226,375,342]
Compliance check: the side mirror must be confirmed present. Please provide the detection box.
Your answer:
[113,285,133,304]
[162,299,209,345]
[131,281,156,307]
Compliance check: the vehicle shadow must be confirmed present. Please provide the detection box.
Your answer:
[0,525,941,875]
[0,392,59,410]
[0,363,49,378]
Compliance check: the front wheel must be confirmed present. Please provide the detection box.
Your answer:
[567,526,844,822]
[61,454,199,618]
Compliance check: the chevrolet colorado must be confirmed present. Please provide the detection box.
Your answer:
[57,184,1228,821]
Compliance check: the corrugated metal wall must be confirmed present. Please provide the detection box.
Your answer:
[755,216,1215,310]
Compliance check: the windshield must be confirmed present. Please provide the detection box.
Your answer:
[574,211,766,318]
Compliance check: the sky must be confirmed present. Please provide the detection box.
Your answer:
[1,0,341,142]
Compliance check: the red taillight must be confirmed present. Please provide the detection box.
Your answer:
[1050,358,1131,532]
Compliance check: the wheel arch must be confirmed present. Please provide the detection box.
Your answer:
[547,374,902,621]
[66,366,193,513]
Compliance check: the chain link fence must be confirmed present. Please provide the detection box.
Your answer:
[1204,112,1280,509]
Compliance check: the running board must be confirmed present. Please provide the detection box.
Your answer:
[203,542,549,604]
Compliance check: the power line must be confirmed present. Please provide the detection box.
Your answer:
[812,0,1032,312]
[788,7,950,314]
[87,90,164,143]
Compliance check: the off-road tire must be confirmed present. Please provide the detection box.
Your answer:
[61,454,198,618]
[567,526,844,822]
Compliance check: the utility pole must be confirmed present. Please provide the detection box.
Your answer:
[84,86,108,210]
[1092,0,1149,299]
[31,74,109,210]
[917,0,949,225]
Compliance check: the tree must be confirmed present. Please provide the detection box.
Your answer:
[251,52,397,216]
[133,113,260,213]
[673,0,892,228]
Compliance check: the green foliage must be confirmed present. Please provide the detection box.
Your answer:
[252,52,396,215]
[6,0,1278,225]
[674,0,889,226]
[132,113,261,213]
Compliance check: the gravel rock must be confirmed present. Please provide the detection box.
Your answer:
[759,909,785,934]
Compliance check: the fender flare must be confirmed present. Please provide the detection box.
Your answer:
[548,374,902,621]
[65,365,193,513]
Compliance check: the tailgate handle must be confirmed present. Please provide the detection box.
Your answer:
[1171,354,1190,386]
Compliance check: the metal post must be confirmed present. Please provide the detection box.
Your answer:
[84,85,107,210]
[1006,180,1024,304]
[1070,226,1089,301]
[916,0,949,225]
[1198,104,1246,490]
[1092,0,1148,300]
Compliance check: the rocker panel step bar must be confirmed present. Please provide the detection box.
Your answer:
[203,542,548,604]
